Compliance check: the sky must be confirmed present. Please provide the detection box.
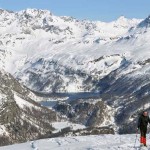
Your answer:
[0,0,149,22]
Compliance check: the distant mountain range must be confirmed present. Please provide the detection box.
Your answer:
[0,8,143,93]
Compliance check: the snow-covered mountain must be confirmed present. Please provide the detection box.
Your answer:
[0,8,150,137]
[0,70,61,146]
[0,8,142,93]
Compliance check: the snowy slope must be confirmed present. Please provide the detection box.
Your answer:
[0,134,148,150]
[0,8,143,92]
[51,121,86,133]
[1,9,150,92]
[0,70,60,146]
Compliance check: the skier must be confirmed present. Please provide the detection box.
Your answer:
[138,111,150,147]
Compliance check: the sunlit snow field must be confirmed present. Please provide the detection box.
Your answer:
[0,134,150,150]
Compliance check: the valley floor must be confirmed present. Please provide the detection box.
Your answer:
[0,134,149,150]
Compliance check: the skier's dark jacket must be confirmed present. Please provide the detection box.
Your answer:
[138,114,150,129]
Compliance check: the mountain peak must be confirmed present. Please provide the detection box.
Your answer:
[117,16,127,21]
[18,8,52,17]
[137,15,150,28]
[145,15,150,23]
[114,16,131,25]
[115,16,129,23]
[0,8,14,14]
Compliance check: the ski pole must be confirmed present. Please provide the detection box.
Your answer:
[134,128,138,148]
[149,125,150,140]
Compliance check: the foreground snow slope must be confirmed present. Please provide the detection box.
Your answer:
[0,134,148,150]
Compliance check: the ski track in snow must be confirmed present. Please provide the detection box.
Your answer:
[1,134,150,150]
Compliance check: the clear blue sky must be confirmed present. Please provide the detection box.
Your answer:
[0,0,149,21]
